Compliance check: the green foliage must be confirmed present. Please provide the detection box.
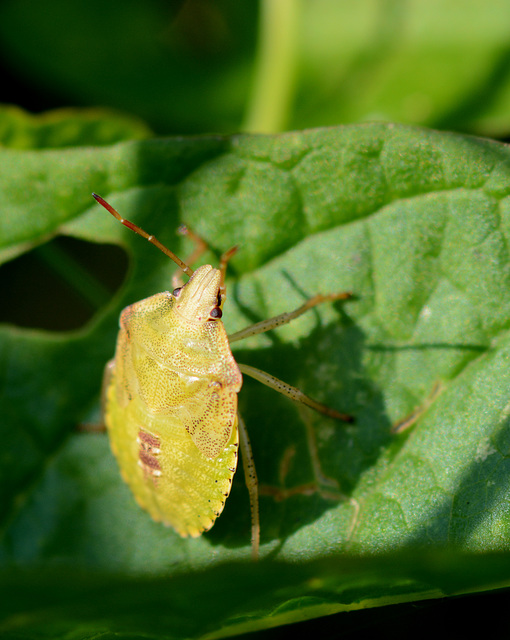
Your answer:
[3,0,510,135]
[2,114,510,636]
[0,104,151,149]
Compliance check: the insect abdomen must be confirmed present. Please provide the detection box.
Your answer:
[105,376,239,537]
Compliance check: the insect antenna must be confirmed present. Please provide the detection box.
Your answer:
[92,193,194,277]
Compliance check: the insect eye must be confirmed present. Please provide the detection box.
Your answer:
[172,287,182,297]
[209,307,222,320]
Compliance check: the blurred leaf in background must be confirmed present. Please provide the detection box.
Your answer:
[0,0,257,134]
[2,0,510,135]
[0,104,152,149]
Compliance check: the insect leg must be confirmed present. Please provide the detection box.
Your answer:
[258,438,339,501]
[218,245,238,302]
[257,406,360,542]
[238,411,260,561]
[238,363,353,423]
[172,225,238,301]
[172,225,208,288]
[299,403,343,492]
[391,380,443,434]
[228,292,352,344]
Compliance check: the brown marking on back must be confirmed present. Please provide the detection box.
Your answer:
[138,430,160,448]
[139,449,161,470]
[137,428,162,485]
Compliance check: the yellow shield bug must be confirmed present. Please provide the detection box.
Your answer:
[93,193,353,559]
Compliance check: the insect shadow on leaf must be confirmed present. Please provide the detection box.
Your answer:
[92,193,354,560]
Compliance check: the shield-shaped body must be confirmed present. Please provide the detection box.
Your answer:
[105,266,243,537]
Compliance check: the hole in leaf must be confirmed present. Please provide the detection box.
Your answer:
[0,236,128,331]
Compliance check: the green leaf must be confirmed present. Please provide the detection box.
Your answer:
[2,122,510,637]
[0,104,152,149]
[291,0,510,136]
[3,0,510,135]
[0,0,257,134]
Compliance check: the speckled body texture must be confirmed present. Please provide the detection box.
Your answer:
[104,266,243,537]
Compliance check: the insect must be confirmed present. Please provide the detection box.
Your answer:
[93,193,352,559]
